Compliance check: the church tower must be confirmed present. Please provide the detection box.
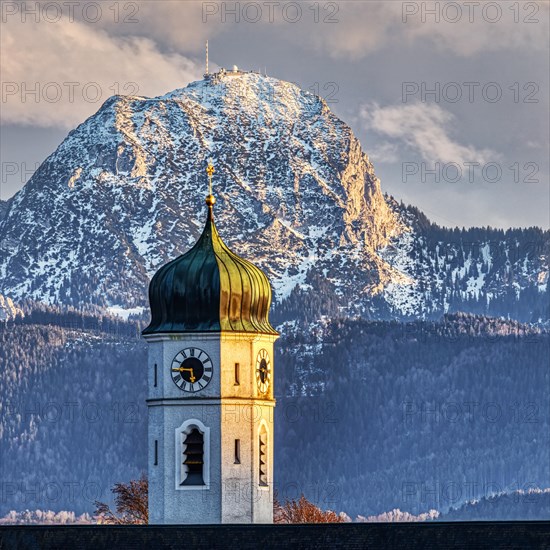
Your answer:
[142,162,279,524]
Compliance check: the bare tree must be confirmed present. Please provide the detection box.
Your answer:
[94,474,148,524]
[94,479,342,525]
[274,493,345,524]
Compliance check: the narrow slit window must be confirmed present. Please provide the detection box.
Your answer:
[234,363,240,385]
[154,363,158,387]
[259,428,268,486]
[181,428,205,486]
[154,439,158,466]
[234,439,241,464]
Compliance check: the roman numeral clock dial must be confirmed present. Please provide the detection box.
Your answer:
[171,347,213,393]
[256,349,271,395]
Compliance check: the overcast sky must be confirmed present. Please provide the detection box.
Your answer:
[1,1,548,228]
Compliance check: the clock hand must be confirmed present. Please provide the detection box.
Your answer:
[172,366,196,383]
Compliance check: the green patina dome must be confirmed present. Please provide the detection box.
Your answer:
[142,195,278,336]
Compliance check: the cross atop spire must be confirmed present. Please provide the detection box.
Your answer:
[205,158,216,207]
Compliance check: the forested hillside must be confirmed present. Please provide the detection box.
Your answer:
[440,489,550,521]
[275,314,549,516]
[358,489,550,522]
[1,312,547,517]
[0,322,147,514]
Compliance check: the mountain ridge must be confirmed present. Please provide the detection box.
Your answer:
[0,71,547,321]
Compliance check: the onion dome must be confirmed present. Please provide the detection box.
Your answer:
[143,163,278,336]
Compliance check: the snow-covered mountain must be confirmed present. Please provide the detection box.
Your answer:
[0,70,547,321]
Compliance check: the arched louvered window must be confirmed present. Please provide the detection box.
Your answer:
[182,428,204,486]
[175,419,210,490]
[259,425,268,487]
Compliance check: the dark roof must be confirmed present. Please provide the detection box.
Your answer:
[1,522,549,550]
[143,197,278,336]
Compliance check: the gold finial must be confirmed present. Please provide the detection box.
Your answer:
[205,158,216,206]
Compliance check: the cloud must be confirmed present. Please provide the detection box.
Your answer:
[98,2,216,54]
[360,102,498,166]
[1,17,203,129]
[300,2,398,59]
[295,1,549,59]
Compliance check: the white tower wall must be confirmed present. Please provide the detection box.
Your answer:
[146,332,276,524]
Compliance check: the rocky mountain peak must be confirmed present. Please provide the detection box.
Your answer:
[0,72,404,310]
[0,71,545,322]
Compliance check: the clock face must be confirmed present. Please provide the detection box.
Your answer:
[171,347,213,393]
[255,349,271,395]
